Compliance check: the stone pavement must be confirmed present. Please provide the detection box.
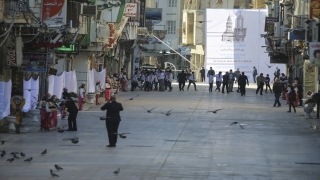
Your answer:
[0,82,320,180]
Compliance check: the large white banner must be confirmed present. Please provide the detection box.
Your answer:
[205,9,285,83]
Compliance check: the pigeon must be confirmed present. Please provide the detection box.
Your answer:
[24,157,33,162]
[1,153,5,158]
[2,150,6,154]
[1,140,5,145]
[113,168,120,175]
[55,164,63,171]
[7,158,14,162]
[63,137,79,144]
[207,109,223,113]
[265,62,274,68]
[41,149,47,156]
[228,122,244,129]
[161,109,172,116]
[125,94,139,101]
[71,139,79,144]
[10,152,19,155]
[50,169,59,177]
[13,153,20,159]
[20,152,25,158]
[142,106,157,113]
[57,129,64,133]
[114,133,130,139]
[57,124,67,133]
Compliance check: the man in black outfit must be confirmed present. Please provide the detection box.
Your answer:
[61,94,78,131]
[177,70,187,91]
[238,72,249,96]
[200,67,205,82]
[222,71,229,94]
[101,95,123,147]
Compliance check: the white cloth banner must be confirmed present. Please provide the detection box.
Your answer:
[53,72,65,99]
[22,78,39,112]
[64,71,77,93]
[88,69,106,93]
[0,80,12,120]
[48,70,78,99]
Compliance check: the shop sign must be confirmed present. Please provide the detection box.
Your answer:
[310,0,320,19]
[48,68,57,75]
[309,42,320,66]
[6,48,16,66]
[55,43,79,54]
[124,3,137,17]
[19,53,47,72]
[42,0,67,27]
[264,17,278,32]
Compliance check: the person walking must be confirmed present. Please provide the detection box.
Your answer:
[222,71,229,94]
[274,66,280,82]
[294,77,303,106]
[238,72,249,96]
[256,73,265,95]
[208,71,214,92]
[207,67,215,78]
[177,70,187,91]
[105,76,112,101]
[167,70,173,92]
[200,67,205,82]
[101,95,123,147]
[130,73,138,91]
[265,74,273,94]
[158,70,165,91]
[187,71,198,91]
[228,69,235,92]
[95,80,104,105]
[288,86,296,113]
[78,82,86,111]
[252,66,258,83]
[214,71,222,92]
[61,93,78,131]
[272,78,282,107]
[234,68,240,84]
[60,88,69,119]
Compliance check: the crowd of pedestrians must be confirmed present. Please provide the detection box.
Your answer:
[87,66,304,114]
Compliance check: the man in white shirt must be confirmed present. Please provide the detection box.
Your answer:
[187,72,198,91]
[228,69,235,92]
[214,71,222,92]
[158,70,165,91]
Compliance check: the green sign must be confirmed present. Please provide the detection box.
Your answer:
[55,43,79,54]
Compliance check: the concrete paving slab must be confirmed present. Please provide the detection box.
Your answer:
[0,83,320,179]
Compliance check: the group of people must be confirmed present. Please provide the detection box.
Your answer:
[39,89,78,132]
[130,68,174,92]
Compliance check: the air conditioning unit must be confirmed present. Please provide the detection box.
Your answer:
[81,5,96,16]
[96,24,110,42]
[274,22,281,37]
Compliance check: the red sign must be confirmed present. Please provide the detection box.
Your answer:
[310,0,320,19]
[42,0,65,21]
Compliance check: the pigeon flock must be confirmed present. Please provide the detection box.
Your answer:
[0,93,245,178]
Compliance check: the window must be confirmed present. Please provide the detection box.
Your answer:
[168,0,177,7]
[167,21,176,34]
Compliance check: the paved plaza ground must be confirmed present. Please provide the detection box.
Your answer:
[0,83,320,180]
